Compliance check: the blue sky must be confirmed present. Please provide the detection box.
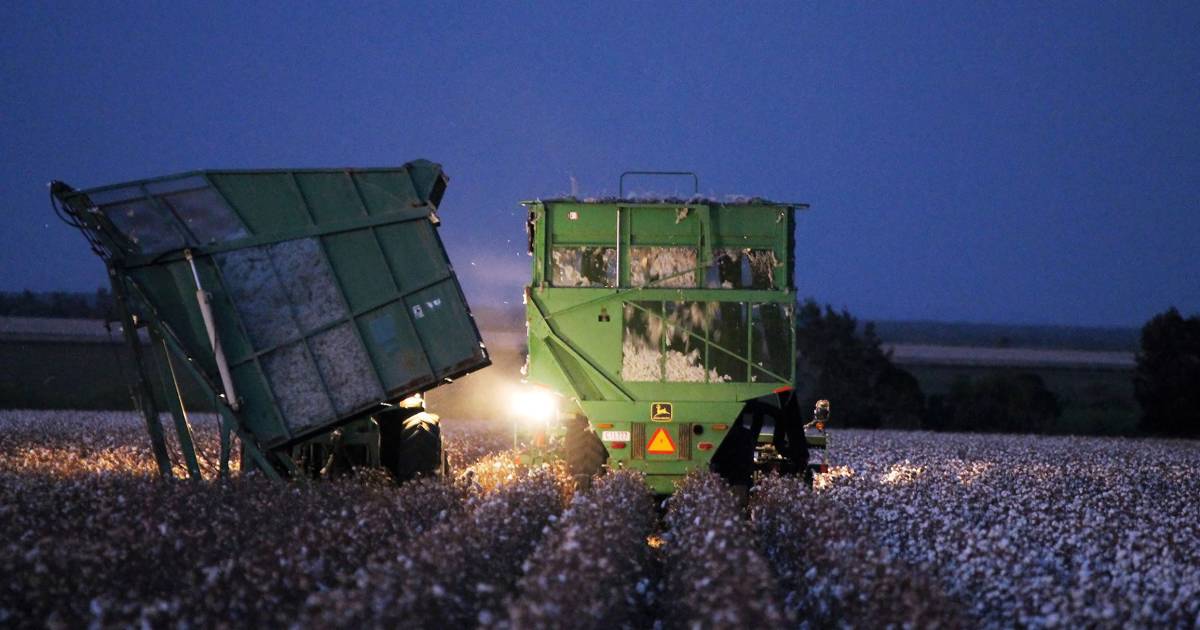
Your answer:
[2,1,1196,326]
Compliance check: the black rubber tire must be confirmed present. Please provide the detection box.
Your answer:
[379,410,444,483]
[564,418,608,490]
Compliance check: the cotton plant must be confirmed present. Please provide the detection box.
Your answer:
[3,411,1199,628]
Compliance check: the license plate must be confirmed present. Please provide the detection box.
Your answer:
[601,430,630,442]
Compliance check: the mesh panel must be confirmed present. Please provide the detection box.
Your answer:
[261,341,335,432]
[629,247,696,287]
[101,199,185,253]
[622,301,744,383]
[311,323,383,415]
[751,302,792,381]
[705,249,778,289]
[162,188,248,244]
[267,238,347,332]
[217,238,348,351]
[551,246,617,287]
[217,246,298,350]
[621,302,664,381]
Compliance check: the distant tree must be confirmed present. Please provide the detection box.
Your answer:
[0,289,112,319]
[47,291,90,318]
[12,290,39,316]
[1134,307,1200,437]
[928,371,1060,433]
[794,299,926,429]
[94,287,116,320]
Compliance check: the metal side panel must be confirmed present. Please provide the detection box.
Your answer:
[60,160,488,451]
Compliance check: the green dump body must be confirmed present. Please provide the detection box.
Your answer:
[524,198,802,493]
[55,160,489,454]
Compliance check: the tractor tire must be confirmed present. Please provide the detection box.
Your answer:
[380,411,444,482]
[564,418,608,491]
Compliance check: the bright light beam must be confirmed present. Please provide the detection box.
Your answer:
[509,387,558,425]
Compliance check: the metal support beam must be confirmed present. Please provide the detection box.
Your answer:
[109,269,173,478]
[219,410,232,478]
[151,319,284,482]
[154,333,203,480]
[215,404,283,481]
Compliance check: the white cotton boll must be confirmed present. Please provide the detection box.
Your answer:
[620,338,664,381]
[630,247,697,287]
[5,411,1200,628]
[216,246,299,349]
[621,337,733,383]
[261,341,335,431]
[796,428,1200,628]
[268,238,347,331]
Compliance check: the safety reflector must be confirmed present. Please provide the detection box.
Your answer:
[647,427,676,455]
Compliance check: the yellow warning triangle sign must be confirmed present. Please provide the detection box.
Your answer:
[647,427,676,455]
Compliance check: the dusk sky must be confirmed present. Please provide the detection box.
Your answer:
[2,2,1196,327]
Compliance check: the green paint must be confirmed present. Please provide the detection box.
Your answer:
[52,160,489,476]
[523,198,807,492]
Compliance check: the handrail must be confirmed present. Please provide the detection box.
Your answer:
[619,171,699,198]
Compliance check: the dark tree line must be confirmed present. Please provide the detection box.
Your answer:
[0,289,115,319]
[797,300,1199,437]
[925,373,1060,434]
[1134,307,1200,438]
[794,300,926,429]
[795,299,1060,433]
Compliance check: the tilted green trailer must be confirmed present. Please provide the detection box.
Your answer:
[50,160,490,479]
[520,173,827,494]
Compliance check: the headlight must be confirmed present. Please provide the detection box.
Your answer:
[398,393,424,409]
[510,386,558,424]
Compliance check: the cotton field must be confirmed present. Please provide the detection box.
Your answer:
[2,410,1198,628]
[819,430,1200,628]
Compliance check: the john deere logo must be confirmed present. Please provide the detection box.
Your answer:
[651,402,672,422]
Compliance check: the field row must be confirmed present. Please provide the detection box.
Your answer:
[2,411,1199,628]
[823,430,1200,627]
